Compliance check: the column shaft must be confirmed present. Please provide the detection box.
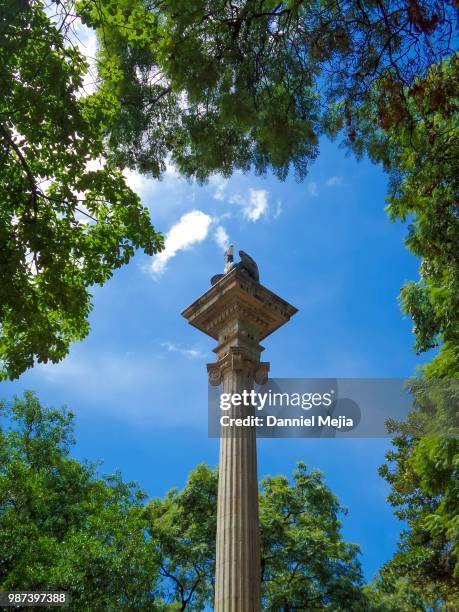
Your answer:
[214,367,261,611]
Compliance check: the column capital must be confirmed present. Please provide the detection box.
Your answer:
[207,347,270,386]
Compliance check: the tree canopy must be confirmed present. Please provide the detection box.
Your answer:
[0,393,366,610]
[373,382,459,608]
[0,392,161,609]
[0,1,163,381]
[78,0,457,180]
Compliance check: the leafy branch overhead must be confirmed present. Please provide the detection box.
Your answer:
[0,1,163,380]
[78,0,456,179]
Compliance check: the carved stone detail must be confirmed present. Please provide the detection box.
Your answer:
[207,363,223,386]
[203,301,277,339]
[181,267,298,343]
[207,348,270,386]
[254,362,270,385]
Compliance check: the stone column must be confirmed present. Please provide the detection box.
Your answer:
[208,347,269,611]
[182,252,297,612]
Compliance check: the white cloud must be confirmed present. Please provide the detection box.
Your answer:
[227,193,244,206]
[211,176,229,201]
[326,176,343,187]
[242,189,269,221]
[214,212,232,222]
[124,159,185,197]
[273,200,283,219]
[212,176,271,222]
[123,167,152,193]
[214,225,230,251]
[122,159,200,220]
[307,182,319,197]
[161,341,206,359]
[151,210,213,276]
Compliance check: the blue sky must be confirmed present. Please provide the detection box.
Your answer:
[1,137,432,582]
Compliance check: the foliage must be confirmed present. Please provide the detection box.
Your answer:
[365,56,459,599]
[77,0,456,181]
[259,464,364,610]
[0,1,163,381]
[1,393,365,610]
[376,378,459,607]
[343,48,459,612]
[0,392,161,610]
[144,464,217,610]
[363,577,440,611]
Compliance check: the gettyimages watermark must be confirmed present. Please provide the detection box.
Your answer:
[208,378,459,438]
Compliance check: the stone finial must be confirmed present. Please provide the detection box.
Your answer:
[211,247,259,286]
[224,244,234,272]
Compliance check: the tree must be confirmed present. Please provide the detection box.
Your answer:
[363,577,439,611]
[0,392,163,610]
[350,58,458,602]
[144,464,217,610]
[146,462,365,610]
[259,465,364,610]
[356,56,459,601]
[1,393,365,610]
[375,379,459,608]
[338,49,459,606]
[0,1,163,381]
[77,0,456,180]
